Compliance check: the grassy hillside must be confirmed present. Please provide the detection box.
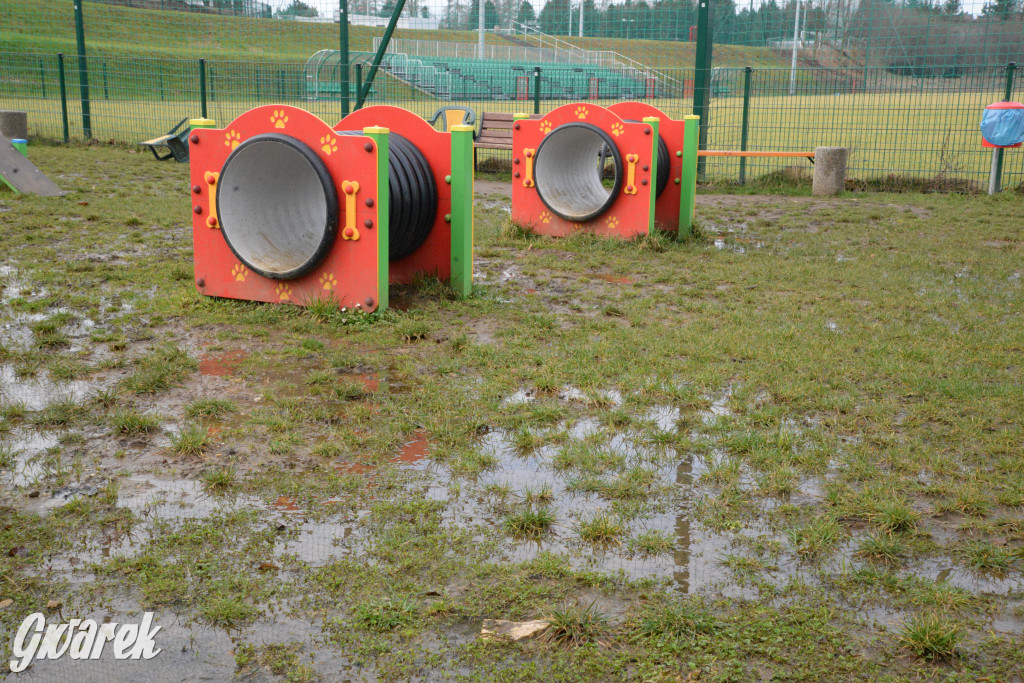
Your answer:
[0,0,788,69]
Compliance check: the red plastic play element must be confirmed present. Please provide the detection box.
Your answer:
[512,103,657,239]
[608,101,687,232]
[336,105,453,284]
[981,101,1024,149]
[190,105,385,311]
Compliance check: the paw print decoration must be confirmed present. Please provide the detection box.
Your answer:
[539,120,552,134]
[539,210,552,225]
[320,134,338,156]
[574,106,589,120]
[231,264,248,282]
[610,122,624,137]
[319,273,337,291]
[606,215,620,230]
[270,109,289,129]
[224,130,241,150]
[275,283,292,301]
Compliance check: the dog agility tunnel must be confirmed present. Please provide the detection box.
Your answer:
[512,102,698,238]
[189,105,474,311]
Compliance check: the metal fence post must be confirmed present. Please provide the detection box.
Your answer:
[58,54,70,143]
[339,0,349,116]
[73,0,92,138]
[533,67,541,115]
[354,63,363,110]
[692,0,713,179]
[39,59,46,99]
[102,61,108,100]
[199,58,208,119]
[739,65,752,185]
[991,61,1018,195]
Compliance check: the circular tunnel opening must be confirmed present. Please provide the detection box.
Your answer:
[534,123,623,223]
[217,134,339,280]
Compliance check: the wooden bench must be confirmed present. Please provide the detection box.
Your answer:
[473,112,541,169]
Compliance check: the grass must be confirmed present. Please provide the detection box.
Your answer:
[0,144,1022,680]
[169,423,211,456]
[896,613,963,660]
[109,407,160,435]
[542,601,612,648]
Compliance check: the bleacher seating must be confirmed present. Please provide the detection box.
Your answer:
[382,54,652,101]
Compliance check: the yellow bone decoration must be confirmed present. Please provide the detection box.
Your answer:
[624,154,639,195]
[341,180,360,241]
[204,171,220,228]
[522,148,536,188]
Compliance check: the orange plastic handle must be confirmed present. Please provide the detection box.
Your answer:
[624,154,638,195]
[204,171,220,228]
[341,181,360,241]
[522,148,536,188]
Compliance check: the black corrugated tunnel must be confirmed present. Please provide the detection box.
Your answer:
[337,131,437,262]
[217,134,339,280]
[534,123,623,223]
[217,132,438,280]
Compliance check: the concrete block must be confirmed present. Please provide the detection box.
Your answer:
[812,146,849,196]
[0,111,29,141]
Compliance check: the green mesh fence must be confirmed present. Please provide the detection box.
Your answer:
[1,0,1022,189]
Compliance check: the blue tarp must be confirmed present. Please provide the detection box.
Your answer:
[980,107,1024,147]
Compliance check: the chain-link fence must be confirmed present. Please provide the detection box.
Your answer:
[1,0,1022,189]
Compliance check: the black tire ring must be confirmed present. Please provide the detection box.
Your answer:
[338,131,437,261]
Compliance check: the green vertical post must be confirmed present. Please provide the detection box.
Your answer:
[11,140,27,157]
[255,67,262,101]
[449,125,475,298]
[679,114,699,238]
[533,67,541,114]
[354,63,363,109]
[58,54,70,143]
[365,126,390,311]
[39,59,46,98]
[692,0,712,178]
[643,117,660,235]
[339,0,350,116]
[199,58,208,118]
[73,0,92,139]
[739,66,752,185]
[159,64,164,101]
[102,61,108,100]
[992,61,1018,194]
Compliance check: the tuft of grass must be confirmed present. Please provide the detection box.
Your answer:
[121,345,196,393]
[352,597,418,632]
[185,397,235,419]
[896,613,962,660]
[957,540,1018,573]
[542,601,611,648]
[856,533,907,564]
[869,497,919,534]
[631,529,675,557]
[170,424,211,457]
[201,466,237,492]
[33,397,87,426]
[521,483,554,506]
[576,511,626,545]
[635,599,717,642]
[787,516,841,558]
[505,507,556,539]
[109,407,160,435]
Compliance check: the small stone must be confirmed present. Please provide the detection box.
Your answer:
[0,599,13,609]
[258,562,279,571]
[28,491,40,498]
[46,599,62,611]
[480,619,549,641]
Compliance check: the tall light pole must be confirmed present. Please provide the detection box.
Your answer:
[579,0,584,37]
[789,0,800,95]
[478,0,485,59]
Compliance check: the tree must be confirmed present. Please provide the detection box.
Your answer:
[463,0,501,29]
[516,0,535,24]
[379,0,397,16]
[982,0,1018,18]
[538,0,570,34]
[942,0,961,14]
[275,0,317,18]
[420,5,431,17]
[485,0,501,27]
